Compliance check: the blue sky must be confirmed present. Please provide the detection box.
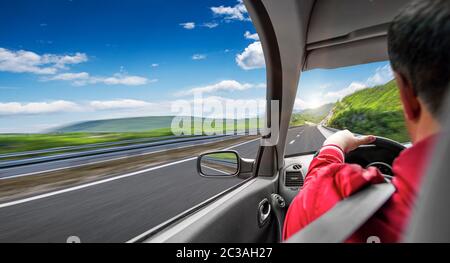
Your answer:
[0,0,393,133]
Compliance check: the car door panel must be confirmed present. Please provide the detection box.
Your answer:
[145,177,279,243]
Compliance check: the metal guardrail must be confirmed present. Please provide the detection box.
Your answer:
[0,135,187,159]
[321,125,340,133]
[0,128,261,169]
[0,129,261,160]
[0,135,232,170]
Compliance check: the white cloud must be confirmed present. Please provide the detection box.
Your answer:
[0,48,87,75]
[89,99,152,110]
[211,0,249,21]
[176,80,265,96]
[202,22,219,29]
[324,65,394,101]
[293,98,309,111]
[0,96,268,121]
[171,95,267,120]
[366,64,394,86]
[293,97,331,111]
[0,99,153,116]
[1,47,154,87]
[318,83,332,90]
[0,101,81,115]
[324,82,367,101]
[180,22,196,30]
[236,41,265,70]
[0,48,56,75]
[48,72,90,81]
[99,75,151,86]
[200,96,265,119]
[244,31,259,40]
[46,72,155,86]
[42,52,88,69]
[151,63,159,68]
[192,54,207,60]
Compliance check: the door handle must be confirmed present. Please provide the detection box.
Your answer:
[271,194,287,242]
[257,198,271,227]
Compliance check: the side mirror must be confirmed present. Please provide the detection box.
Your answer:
[197,150,254,179]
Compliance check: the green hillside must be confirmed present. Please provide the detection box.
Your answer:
[326,80,409,142]
[53,116,176,133]
[52,116,260,133]
[290,103,334,126]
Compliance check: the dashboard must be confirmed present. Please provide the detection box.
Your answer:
[279,154,314,205]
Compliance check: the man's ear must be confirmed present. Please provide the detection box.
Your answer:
[395,71,421,121]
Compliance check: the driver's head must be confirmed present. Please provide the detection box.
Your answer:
[388,0,450,143]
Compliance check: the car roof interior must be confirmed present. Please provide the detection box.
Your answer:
[304,0,407,70]
[258,0,410,71]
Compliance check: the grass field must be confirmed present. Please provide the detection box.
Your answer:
[0,117,263,155]
[0,128,174,155]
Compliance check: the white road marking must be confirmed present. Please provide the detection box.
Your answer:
[0,137,260,209]
[296,130,304,138]
[201,165,231,175]
[224,137,260,150]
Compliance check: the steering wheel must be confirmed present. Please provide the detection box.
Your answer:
[345,136,406,178]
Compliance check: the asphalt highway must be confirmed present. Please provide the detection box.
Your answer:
[0,125,326,242]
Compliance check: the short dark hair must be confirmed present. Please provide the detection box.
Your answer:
[388,0,450,116]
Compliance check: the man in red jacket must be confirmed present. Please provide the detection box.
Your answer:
[283,0,450,243]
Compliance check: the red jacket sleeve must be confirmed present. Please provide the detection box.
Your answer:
[282,145,385,240]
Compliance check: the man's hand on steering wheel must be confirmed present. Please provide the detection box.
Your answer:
[324,130,376,153]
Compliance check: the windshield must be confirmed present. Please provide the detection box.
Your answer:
[286,62,409,156]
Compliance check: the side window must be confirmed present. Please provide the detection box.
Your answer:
[0,0,263,242]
